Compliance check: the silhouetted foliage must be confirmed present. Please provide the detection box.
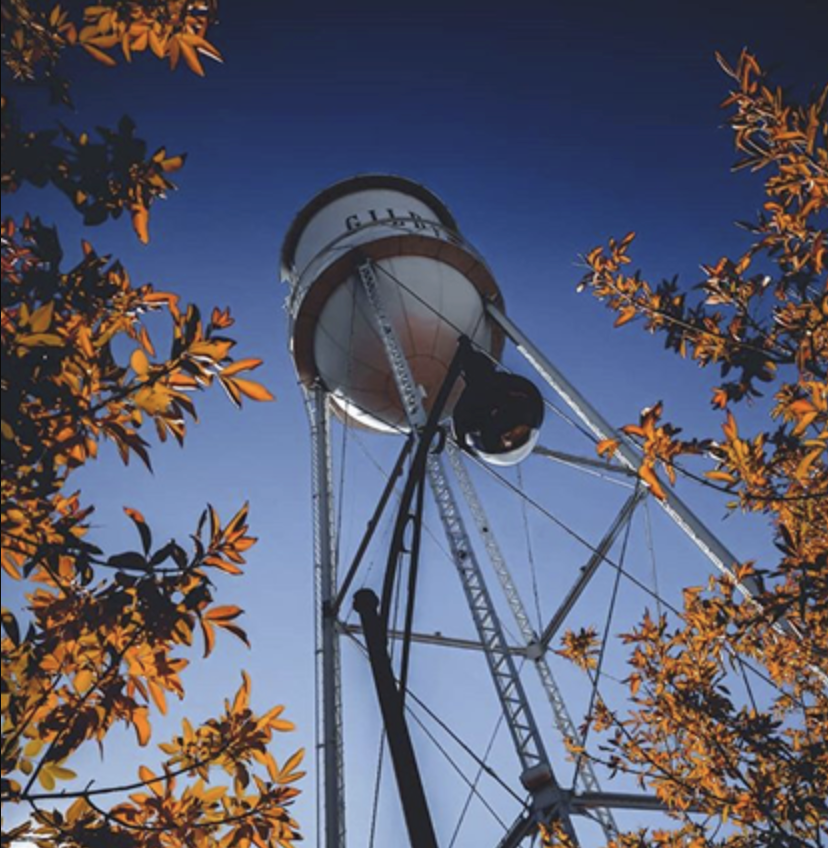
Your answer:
[1,4,304,846]
[550,51,826,848]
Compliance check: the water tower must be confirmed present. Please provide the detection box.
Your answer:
[282,175,507,432]
[283,175,757,847]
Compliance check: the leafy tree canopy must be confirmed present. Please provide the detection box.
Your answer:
[1,3,303,846]
[549,50,826,848]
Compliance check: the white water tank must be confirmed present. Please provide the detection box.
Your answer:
[282,175,505,432]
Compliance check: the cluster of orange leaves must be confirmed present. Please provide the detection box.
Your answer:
[0,215,304,847]
[2,4,305,845]
[558,50,827,848]
[581,49,826,515]
[3,1,222,81]
[2,93,190,244]
[3,1,222,241]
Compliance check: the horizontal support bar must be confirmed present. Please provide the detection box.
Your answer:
[340,623,526,656]
[533,444,637,478]
[572,791,703,814]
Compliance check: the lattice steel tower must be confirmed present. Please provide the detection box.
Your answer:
[282,176,757,847]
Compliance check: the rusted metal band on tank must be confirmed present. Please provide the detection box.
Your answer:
[290,234,506,388]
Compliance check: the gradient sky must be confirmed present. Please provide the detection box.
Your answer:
[6,1,826,845]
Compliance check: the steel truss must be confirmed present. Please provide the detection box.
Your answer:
[357,259,578,842]
[485,304,760,602]
[446,442,619,842]
[306,260,773,847]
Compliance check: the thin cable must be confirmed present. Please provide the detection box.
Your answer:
[470,448,803,700]
[639,494,797,704]
[646,499,761,716]
[534,447,637,489]
[406,703,511,832]
[475,450,803,698]
[404,687,528,808]
[543,396,601,444]
[336,303,812,702]
[367,731,385,848]
[353,411,796,703]
[375,260,607,447]
[517,464,544,630]
[372,261,496,363]
[377,241,819,510]
[341,627,528,809]
[448,711,506,848]
[573,499,635,790]
[352,428,524,646]
[469,451,679,613]
[344,267,824,695]
[345,481,396,626]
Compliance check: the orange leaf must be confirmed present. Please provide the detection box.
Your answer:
[278,749,305,781]
[133,708,151,746]
[711,388,728,409]
[148,679,167,715]
[218,375,242,408]
[205,605,243,623]
[159,154,185,174]
[76,324,95,358]
[1,552,23,580]
[190,339,234,362]
[705,470,736,484]
[231,377,274,402]
[179,37,205,76]
[123,506,146,524]
[722,411,739,442]
[221,358,264,377]
[200,619,216,657]
[203,556,243,574]
[220,623,250,646]
[139,326,156,357]
[130,348,150,378]
[168,372,199,389]
[139,765,163,797]
[795,447,823,480]
[614,307,636,328]
[131,205,150,244]
[211,306,233,328]
[82,43,117,67]
[639,464,666,500]
[148,28,166,58]
[29,302,54,333]
[232,671,251,714]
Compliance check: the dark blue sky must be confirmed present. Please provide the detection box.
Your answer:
[7,2,826,845]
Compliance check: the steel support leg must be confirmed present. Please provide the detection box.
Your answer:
[486,304,762,602]
[305,386,346,848]
[446,442,618,841]
[489,307,826,681]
